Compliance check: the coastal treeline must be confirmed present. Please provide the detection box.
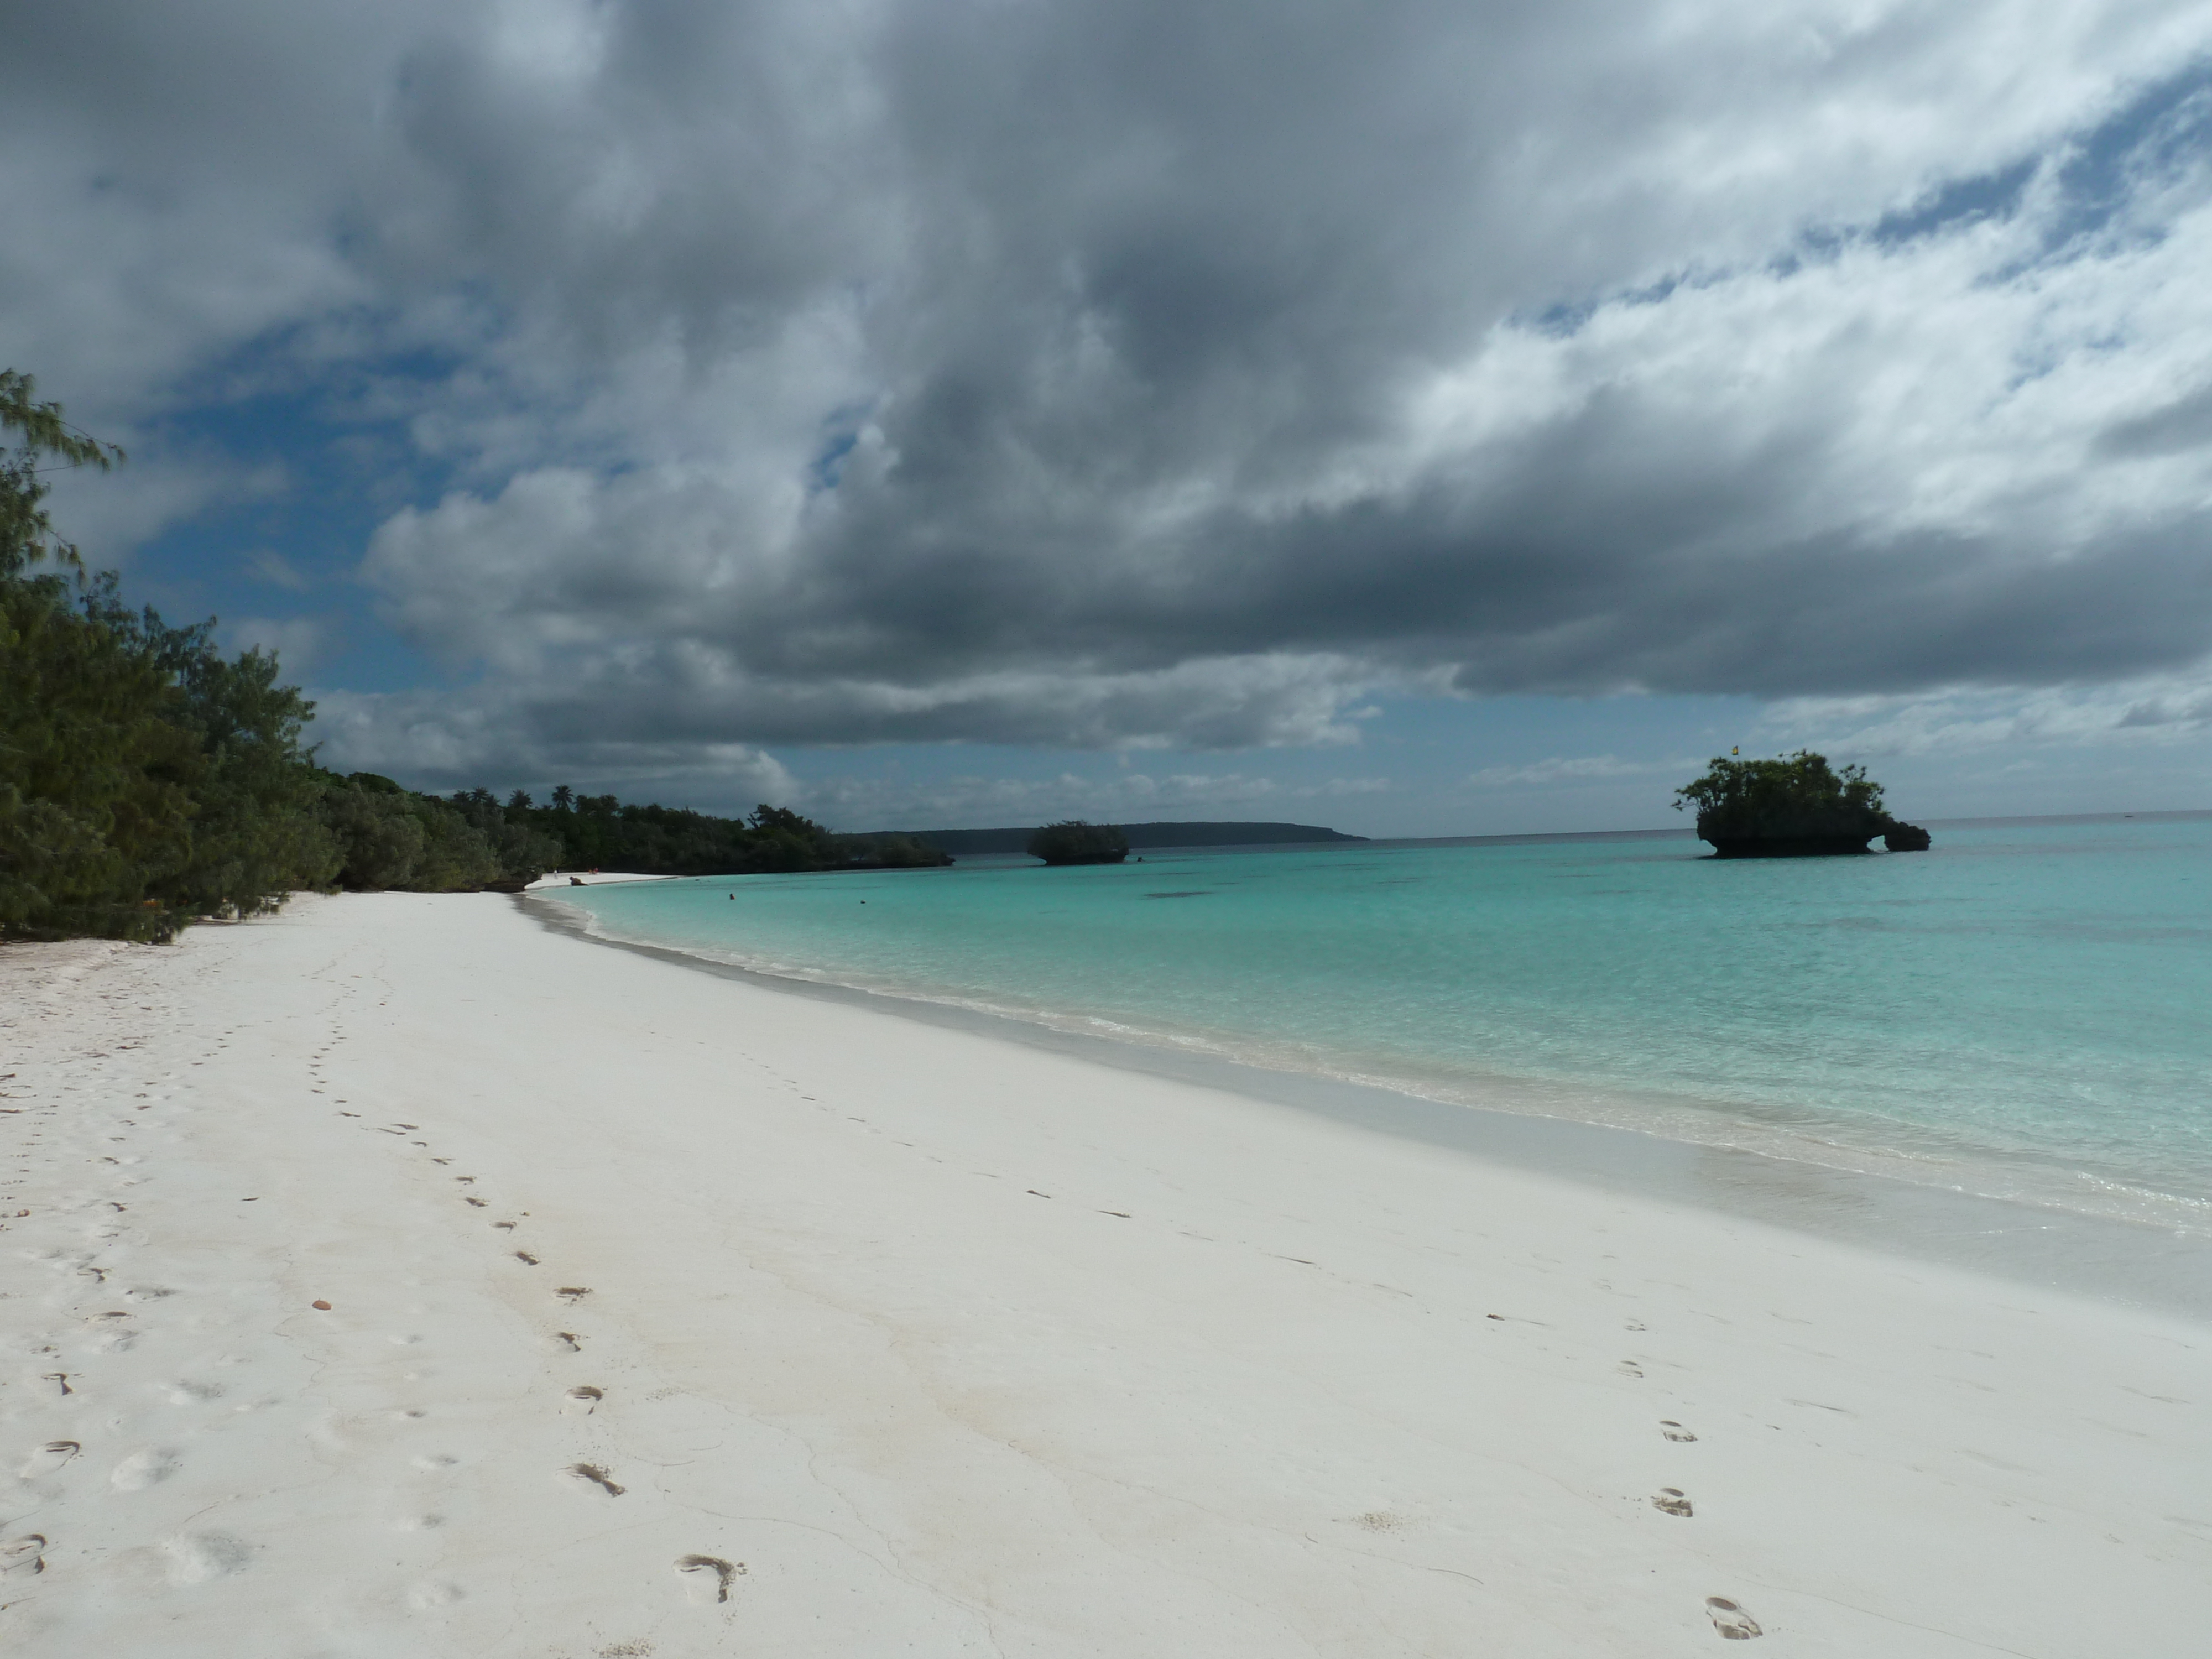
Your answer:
[1,371,940,944]
[482,791,948,877]
[319,774,561,895]
[1,375,554,938]
[3,372,337,940]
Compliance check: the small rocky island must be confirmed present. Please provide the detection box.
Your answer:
[1026,820,1131,865]
[1675,750,1930,857]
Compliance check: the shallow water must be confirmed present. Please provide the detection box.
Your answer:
[549,817,2212,1230]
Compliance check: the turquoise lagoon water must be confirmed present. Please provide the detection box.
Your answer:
[546,817,2212,1229]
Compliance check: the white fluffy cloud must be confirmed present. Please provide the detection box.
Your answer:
[9,1,2212,776]
[1468,755,1698,789]
[1763,668,2212,758]
[306,685,800,801]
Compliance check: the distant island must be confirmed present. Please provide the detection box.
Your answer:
[857,821,1369,857]
[1676,751,1929,857]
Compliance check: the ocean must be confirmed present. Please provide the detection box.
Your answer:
[544,815,2212,1233]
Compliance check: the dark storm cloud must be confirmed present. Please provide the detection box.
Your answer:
[8,2,2212,772]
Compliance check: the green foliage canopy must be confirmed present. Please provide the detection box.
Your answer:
[1,375,239,940]
[1,369,123,583]
[1,575,201,938]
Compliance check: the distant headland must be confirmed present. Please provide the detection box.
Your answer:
[859,821,1369,857]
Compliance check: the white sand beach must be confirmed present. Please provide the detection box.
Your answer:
[2,891,2206,1657]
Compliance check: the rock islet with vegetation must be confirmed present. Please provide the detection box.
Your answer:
[1674,750,1930,858]
[1025,821,1130,865]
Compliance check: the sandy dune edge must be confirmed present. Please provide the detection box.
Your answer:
[0,892,2205,1657]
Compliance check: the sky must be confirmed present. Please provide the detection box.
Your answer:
[6,0,2212,837]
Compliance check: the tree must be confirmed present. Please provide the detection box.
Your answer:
[312,778,561,891]
[0,577,201,938]
[319,784,429,891]
[4,368,573,935]
[2,374,195,938]
[79,574,341,915]
[445,785,563,883]
[1,369,123,582]
[5,371,338,937]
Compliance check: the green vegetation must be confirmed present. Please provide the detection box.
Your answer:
[1026,820,1130,865]
[2,372,344,940]
[2,369,944,943]
[1674,750,1924,857]
[316,773,560,894]
[470,792,949,878]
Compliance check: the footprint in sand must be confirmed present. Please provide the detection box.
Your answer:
[564,1386,604,1415]
[676,1554,743,1604]
[1,1534,46,1576]
[164,1531,253,1585]
[1652,1488,1693,1517]
[556,1287,592,1304]
[1617,1360,1644,1378]
[18,1441,79,1478]
[1661,1420,1699,1442]
[1705,1597,1763,1639]
[552,1332,583,1352]
[563,1463,625,1497]
[1348,1510,1409,1533]
[111,1447,181,1490]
